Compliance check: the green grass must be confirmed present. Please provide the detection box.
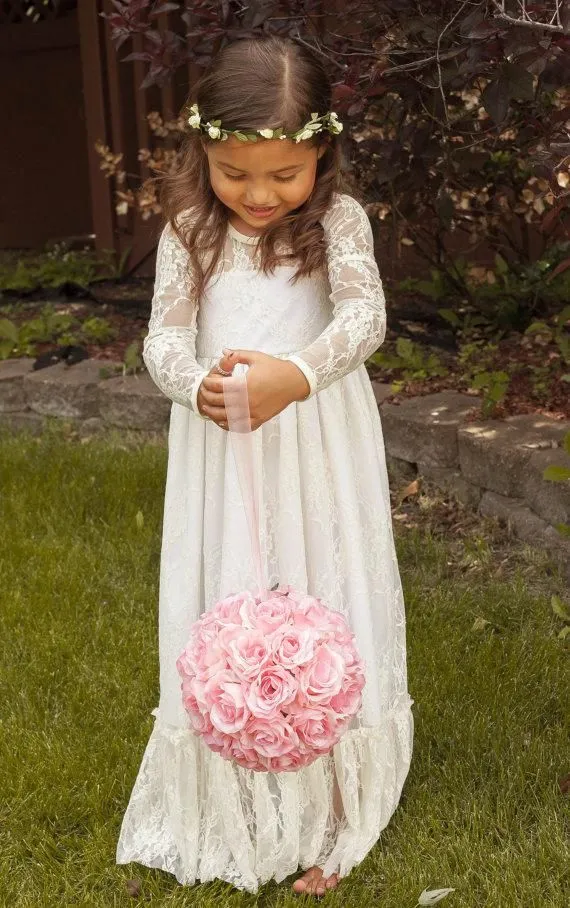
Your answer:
[1,422,568,908]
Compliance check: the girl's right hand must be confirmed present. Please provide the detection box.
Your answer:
[196,352,235,426]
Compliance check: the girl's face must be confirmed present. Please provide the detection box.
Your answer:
[205,136,327,235]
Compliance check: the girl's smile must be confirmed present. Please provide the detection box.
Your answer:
[242,203,280,219]
[205,135,326,236]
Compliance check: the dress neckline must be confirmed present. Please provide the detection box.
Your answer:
[227,221,261,246]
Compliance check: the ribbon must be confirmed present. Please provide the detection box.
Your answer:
[222,366,267,599]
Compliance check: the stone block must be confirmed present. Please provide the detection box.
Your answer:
[0,410,46,436]
[385,454,417,487]
[458,414,569,499]
[0,357,35,412]
[521,447,570,527]
[371,381,394,406]
[418,461,482,509]
[478,489,570,578]
[380,390,476,467]
[478,490,546,543]
[98,370,170,431]
[23,358,122,419]
[78,417,106,438]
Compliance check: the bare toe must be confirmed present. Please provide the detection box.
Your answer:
[293,867,324,896]
[306,868,324,895]
[325,873,339,889]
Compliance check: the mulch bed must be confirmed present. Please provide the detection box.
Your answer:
[2,283,569,422]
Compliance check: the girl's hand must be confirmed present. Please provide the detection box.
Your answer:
[197,349,310,430]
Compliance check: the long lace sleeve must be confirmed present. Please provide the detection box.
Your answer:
[142,221,210,421]
[283,193,386,397]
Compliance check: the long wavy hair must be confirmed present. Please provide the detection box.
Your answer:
[159,35,343,302]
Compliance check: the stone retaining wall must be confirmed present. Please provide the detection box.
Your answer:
[1,357,569,577]
[374,383,570,578]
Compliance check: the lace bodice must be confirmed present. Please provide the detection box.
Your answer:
[142,193,387,421]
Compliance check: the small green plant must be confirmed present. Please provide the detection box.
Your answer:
[123,339,144,375]
[20,304,77,343]
[80,317,118,345]
[0,306,121,360]
[470,369,511,417]
[551,595,570,641]
[0,304,81,359]
[96,247,132,280]
[524,304,570,376]
[0,243,132,292]
[542,429,570,538]
[369,337,448,392]
[399,246,570,333]
[438,307,491,339]
[0,318,19,359]
[527,363,554,402]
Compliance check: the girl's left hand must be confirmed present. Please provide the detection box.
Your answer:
[199,348,310,430]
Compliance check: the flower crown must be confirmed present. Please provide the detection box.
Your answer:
[186,104,343,143]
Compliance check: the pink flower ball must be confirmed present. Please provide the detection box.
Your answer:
[177,585,365,772]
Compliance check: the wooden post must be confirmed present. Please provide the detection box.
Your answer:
[77,0,115,254]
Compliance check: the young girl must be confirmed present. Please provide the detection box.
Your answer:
[116,34,414,898]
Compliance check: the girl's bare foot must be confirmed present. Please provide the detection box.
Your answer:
[292,866,340,897]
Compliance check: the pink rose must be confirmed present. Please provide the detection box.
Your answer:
[329,675,364,718]
[241,715,300,759]
[180,676,209,730]
[292,598,332,631]
[202,723,232,757]
[179,631,227,682]
[246,665,298,718]
[290,706,340,753]
[272,626,317,668]
[239,595,292,634]
[227,736,263,770]
[214,591,255,626]
[204,670,250,734]
[264,751,309,772]
[219,627,271,681]
[329,638,364,675]
[274,584,307,604]
[298,643,345,704]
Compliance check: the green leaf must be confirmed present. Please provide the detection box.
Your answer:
[551,595,570,623]
[524,321,550,336]
[495,254,509,275]
[0,318,19,342]
[555,305,570,327]
[472,616,491,632]
[542,465,570,482]
[558,625,570,640]
[396,337,414,360]
[234,132,248,142]
[417,888,456,906]
[438,308,460,327]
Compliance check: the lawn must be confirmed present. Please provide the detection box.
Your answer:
[0,422,568,908]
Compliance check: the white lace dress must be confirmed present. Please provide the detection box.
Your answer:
[115,192,414,893]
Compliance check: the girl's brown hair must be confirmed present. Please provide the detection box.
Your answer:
[160,35,342,301]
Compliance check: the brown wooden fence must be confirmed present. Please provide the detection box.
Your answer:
[78,1,204,273]
[0,0,92,249]
[0,1,198,268]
